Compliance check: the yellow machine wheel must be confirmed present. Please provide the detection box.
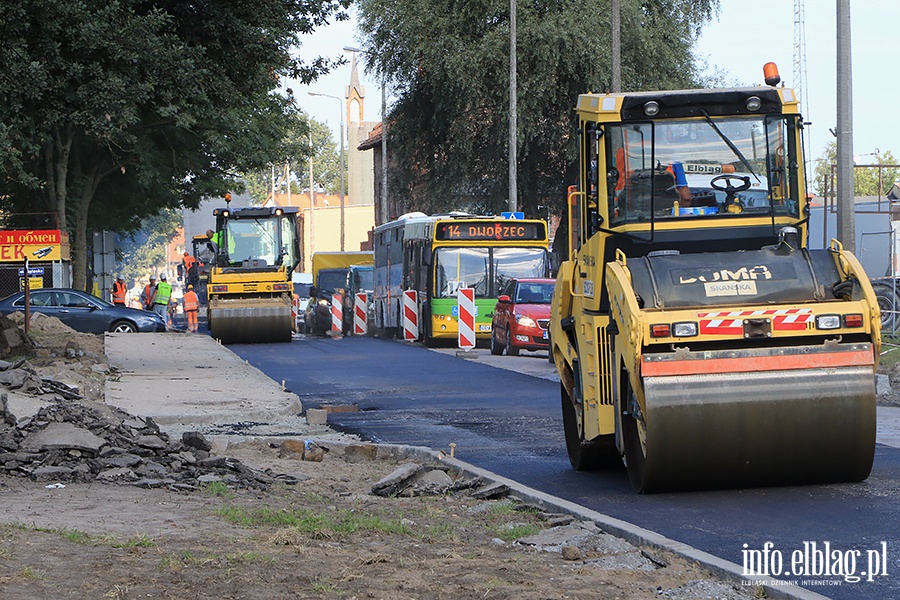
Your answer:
[622,385,651,493]
[208,301,292,344]
[560,382,615,471]
[621,366,876,493]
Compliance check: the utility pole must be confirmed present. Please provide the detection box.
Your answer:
[508,0,518,213]
[611,0,621,92]
[308,128,315,270]
[381,81,388,225]
[836,0,854,252]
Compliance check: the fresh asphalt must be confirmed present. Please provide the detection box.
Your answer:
[228,334,900,600]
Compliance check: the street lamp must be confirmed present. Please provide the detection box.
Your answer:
[309,91,345,251]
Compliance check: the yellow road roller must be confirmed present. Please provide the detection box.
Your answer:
[550,65,881,492]
[206,204,300,344]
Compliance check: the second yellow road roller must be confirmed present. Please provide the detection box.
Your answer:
[550,64,881,492]
[206,203,300,344]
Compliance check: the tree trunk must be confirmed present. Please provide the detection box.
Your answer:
[71,167,101,292]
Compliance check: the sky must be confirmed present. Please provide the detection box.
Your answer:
[296,1,898,167]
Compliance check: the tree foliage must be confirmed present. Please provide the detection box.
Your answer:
[356,0,719,218]
[0,0,351,289]
[244,114,344,204]
[116,209,183,288]
[812,141,900,198]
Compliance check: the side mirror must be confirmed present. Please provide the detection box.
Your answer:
[498,295,511,304]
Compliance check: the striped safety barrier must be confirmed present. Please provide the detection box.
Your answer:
[457,287,476,349]
[331,293,343,335]
[402,290,418,341]
[354,293,368,336]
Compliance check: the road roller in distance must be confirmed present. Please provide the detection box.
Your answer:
[550,63,882,492]
[206,204,300,344]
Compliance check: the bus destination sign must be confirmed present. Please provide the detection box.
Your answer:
[435,221,544,242]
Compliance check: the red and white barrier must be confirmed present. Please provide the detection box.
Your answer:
[331,293,343,335]
[353,293,368,335]
[457,287,475,349]
[291,294,299,332]
[402,290,418,341]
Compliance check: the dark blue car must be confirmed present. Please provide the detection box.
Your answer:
[0,288,167,333]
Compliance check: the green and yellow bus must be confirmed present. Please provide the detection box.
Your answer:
[372,212,550,343]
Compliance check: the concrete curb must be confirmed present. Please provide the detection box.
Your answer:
[307,439,827,600]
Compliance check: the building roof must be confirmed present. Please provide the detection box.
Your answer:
[358,122,383,151]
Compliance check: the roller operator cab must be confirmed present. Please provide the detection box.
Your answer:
[206,205,301,344]
[550,64,882,493]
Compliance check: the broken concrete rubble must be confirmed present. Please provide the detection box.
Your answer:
[0,359,299,490]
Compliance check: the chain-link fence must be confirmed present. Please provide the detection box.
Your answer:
[0,263,71,301]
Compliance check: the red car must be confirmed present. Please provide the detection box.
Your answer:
[490,278,555,356]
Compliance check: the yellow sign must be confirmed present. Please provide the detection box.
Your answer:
[20,277,43,290]
[0,229,62,262]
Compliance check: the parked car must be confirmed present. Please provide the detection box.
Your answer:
[490,278,555,356]
[0,288,167,333]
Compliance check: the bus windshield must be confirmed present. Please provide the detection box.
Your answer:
[605,115,801,225]
[435,247,548,298]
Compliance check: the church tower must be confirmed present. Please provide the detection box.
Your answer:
[346,53,375,206]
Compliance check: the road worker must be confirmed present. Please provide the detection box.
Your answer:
[141,275,156,310]
[150,273,172,324]
[112,274,127,307]
[182,284,200,333]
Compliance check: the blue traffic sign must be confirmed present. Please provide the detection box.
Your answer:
[18,267,44,277]
[501,211,525,220]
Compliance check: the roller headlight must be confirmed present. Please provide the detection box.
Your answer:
[816,314,841,330]
[672,322,698,337]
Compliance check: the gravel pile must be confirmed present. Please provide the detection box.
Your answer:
[0,358,298,491]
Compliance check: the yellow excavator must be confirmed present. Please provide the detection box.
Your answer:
[550,64,881,492]
[206,202,300,344]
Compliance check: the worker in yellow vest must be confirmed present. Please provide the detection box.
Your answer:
[182,284,200,332]
[149,272,172,325]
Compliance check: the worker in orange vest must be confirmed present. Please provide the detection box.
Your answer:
[140,275,156,310]
[112,274,127,306]
[182,251,198,283]
[182,284,200,333]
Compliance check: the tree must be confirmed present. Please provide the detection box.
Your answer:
[0,0,351,290]
[117,209,183,287]
[812,141,900,198]
[356,0,719,218]
[243,114,343,204]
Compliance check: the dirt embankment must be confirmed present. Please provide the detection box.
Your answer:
[0,314,761,599]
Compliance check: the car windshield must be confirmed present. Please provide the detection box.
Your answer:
[515,282,554,304]
[317,270,347,294]
[604,115,802,224]
[435,247,548,298]
[352,269,374,292]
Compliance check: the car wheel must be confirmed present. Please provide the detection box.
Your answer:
[490,328,503,355]
[110,320,138,333]
[505,327,519,356]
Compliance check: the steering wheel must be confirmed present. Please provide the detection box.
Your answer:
[709,174,752,194]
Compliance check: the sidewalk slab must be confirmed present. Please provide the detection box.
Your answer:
[105,333,301,426]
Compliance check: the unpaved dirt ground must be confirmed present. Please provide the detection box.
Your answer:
[0,317,773,599]
[0,441,757,600]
